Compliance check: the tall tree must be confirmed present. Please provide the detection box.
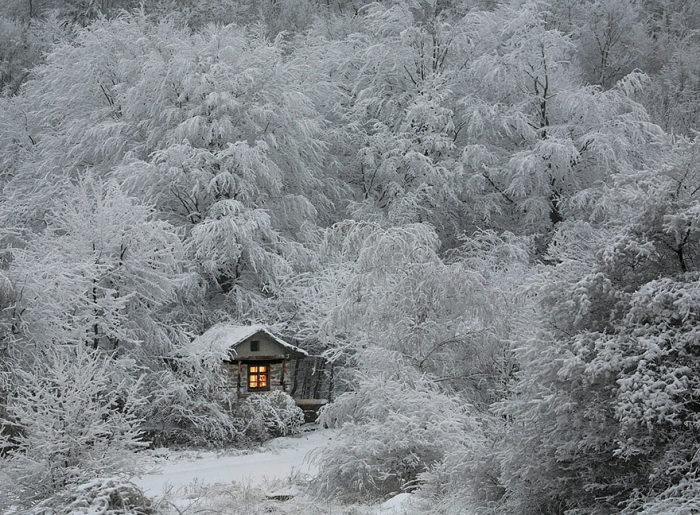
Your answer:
[284,220,529,408]
[459,1,664,238]
[307,0,475,244]
[571,0,652,89]
[1,13,334,320]
[5,176,189,358]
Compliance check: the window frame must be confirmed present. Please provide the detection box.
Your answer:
[247,364,270,391]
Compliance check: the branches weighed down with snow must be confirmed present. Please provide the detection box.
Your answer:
[0,0,697,513]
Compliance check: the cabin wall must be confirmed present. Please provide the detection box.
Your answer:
[221,361,240,392]
[232,334,289,360]
[222,359,300,396]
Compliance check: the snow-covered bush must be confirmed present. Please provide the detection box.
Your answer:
[26,477,154,515]
[236,390,304,442]
[137,363,242,448]
[127,327,247,448]
[311,358,481,503]
[0,14,68,96]
[410,418,507,513]
[0,346,146,505]
[631,471,700,515]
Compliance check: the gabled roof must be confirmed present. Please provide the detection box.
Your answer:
[189,323,308,357]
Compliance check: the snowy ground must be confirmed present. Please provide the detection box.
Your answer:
[134,428,329,496]
[131,427,412,514]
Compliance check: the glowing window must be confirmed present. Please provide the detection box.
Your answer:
[248,365,269,391]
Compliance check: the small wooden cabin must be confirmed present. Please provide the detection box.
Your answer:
[193,324,308,396]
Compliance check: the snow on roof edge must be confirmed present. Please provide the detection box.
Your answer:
[189,323,308,357]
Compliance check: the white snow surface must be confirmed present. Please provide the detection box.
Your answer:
[131,428,414,513]
[379,493,413,513]
[133,428,331,497]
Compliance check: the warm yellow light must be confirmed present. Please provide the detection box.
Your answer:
[247,364,270,390]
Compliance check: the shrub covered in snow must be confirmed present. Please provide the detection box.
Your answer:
[135,333,246,448]
[410,422,506,513]
[25,477,154,515]
[235,390,305,442]
[490,147,700,513]
[136,366,242,448]
[310,359,481,503]
[0,346,146,506]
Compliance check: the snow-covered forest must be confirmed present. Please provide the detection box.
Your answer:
[0,0,698,513]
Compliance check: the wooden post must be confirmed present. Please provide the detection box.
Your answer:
[312,357,323,399]
[281,357,287,392]
[290,358,300,397]
[237,359,242,396]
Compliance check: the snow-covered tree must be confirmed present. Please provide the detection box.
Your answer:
[0,175,241,447]
[0,345,145,506]
[0,0,143,23]
[492,136,700,514]
[1,12,333,321]
[574,0,652,89]
[5,176,189,357]
[303,1,476,244]
[284,221,528,407]
[458,1,664,238]
[645,38,700,136]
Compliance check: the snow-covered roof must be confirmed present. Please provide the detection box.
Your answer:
[189,324,308,357]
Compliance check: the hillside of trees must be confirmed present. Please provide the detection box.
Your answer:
[0,0,698,513]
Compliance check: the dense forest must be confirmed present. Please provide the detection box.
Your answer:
[0,0,698,513]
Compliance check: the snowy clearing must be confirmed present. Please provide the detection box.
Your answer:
[131,428,412,514]
[134,428,332,496]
